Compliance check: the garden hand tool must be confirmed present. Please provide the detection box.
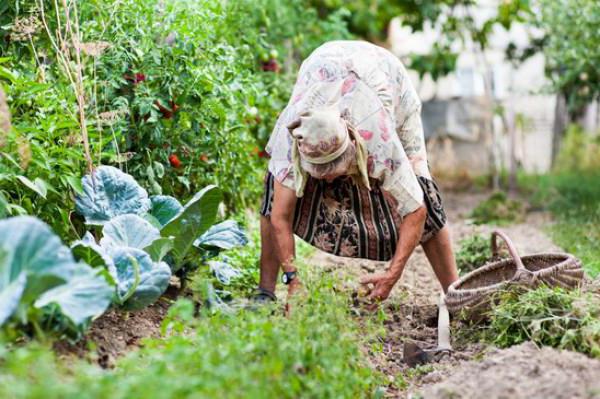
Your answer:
[403,291,452,367]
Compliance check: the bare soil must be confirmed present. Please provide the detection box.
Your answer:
[54,285,178,368]
[309,190,599,398]
[419,342,600,399]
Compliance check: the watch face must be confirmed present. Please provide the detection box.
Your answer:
[282,272,295,284]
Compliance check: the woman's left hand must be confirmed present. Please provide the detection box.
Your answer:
[359,272,398,308]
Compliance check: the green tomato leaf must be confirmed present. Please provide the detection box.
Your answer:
[64,175,84,195]
[16,176,47,199]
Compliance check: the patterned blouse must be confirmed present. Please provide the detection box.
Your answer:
[266,40,431,217]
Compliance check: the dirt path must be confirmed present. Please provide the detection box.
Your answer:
[309,190,600,398]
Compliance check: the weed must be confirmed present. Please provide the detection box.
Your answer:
[455,234,493,275]
[470,191,525,225]
[481,286,600,358]
[406,364,435,378]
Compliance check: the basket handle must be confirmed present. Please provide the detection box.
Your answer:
[491,230,526,271]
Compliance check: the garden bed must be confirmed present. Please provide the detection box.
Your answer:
[309,190,598,397]
[54,298,171,368]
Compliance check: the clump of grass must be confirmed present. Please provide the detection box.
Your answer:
[470,191,524,225]
[518,171,600,277]
[482,286,600,358]
[455,234,493,275]
[517,126,600,277]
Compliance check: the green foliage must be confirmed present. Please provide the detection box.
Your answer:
[519,171,600,277]
[76,166,151,226]
[409,43,458,81]
[162,185,222,272]
[455,234,492,275]
[73,166,250,311]
[483,286,600,358]
[539,0,600,113]
[0,216,113,337]
[518,128,600,277]
[470,191,524,225]
[0,273,383,398]
[0,60,92,239]
[0,0,354,239]
[553,125,600,173]
[310,0,532,82]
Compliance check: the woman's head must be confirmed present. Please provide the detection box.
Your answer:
[300,140,357,182]
[288,104,357,182]
[288,103,371,196]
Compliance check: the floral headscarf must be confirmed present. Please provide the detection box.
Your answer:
[285,82,370,197]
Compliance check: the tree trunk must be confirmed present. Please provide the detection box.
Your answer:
[551,93,568,168]
[505,109,518,193]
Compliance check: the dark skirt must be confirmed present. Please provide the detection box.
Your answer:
[260,172,446,261]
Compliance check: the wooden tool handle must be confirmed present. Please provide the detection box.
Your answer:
[437,291,452,350]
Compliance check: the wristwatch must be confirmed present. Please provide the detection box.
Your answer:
[281,270,297,285]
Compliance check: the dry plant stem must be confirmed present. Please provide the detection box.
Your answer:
[64,0,94,174]
[39,0,94,174]
[28,35,46,83]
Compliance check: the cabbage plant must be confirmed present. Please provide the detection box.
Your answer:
[0,216,113,331]
[71,214,172,310]
[74,166,249,309]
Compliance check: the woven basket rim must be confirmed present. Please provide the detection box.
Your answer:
[447,252,581,295]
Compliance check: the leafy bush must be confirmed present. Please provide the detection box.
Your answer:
[470,191,525,225]
[483,286,600,358]
[455,234,493,275]
[0,216,113,337]
[539,0,600,113]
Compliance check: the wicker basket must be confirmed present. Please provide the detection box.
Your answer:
[445,230,584,315]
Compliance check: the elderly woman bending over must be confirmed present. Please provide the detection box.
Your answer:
[255,40,458,303]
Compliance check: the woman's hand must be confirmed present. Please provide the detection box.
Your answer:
[358,205,426,310]
[287,277,303,297]
[359,272,398,308]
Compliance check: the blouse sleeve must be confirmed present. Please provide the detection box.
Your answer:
[379,142,425,217]
[378,50,431,179]
[265,105,296,190]
[396,106,431,179]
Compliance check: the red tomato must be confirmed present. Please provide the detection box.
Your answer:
[134,73,146,84]
[169,154,182,168]
[261,59,280,72]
